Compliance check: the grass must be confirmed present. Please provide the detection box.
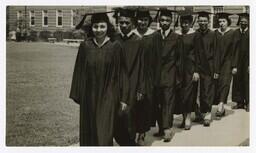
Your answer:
[6,42,80,146]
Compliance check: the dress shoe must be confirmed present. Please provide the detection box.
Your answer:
[215,109,225,120]
[193,117,204,123]
[153,131,164,137]
[137,133,145,146]
[203,119,211,127]
[163,133,171,142]
[184,124,191,130]
[245,104,249,112]
[179,121,185,128]
[232,104,244,109]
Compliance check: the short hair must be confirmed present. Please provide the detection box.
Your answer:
[87,13,116,38]
[218,17,231,26]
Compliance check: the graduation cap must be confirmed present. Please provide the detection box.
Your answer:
[114,7,136,18]
[215,12,233,26]
[154,7,177,22]
[196,11,212,19]
[112,7,136,24]
[174,10,196,27]
[75,11,115,30]
[236,13,249,25]
[135,7,153,19]
[216,12,233,19]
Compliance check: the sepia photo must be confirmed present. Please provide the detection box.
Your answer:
[5,4,250,148]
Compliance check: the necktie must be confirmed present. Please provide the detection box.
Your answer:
[162,30,166,39]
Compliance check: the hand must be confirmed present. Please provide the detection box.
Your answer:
[232,68,237,75]
[137,92,144,101]
[120,102,127,111]
[213,73,219,79]
[192,72,200,82]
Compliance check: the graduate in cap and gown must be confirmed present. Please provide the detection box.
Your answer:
[150,8,183,142]
[231,13,249,111]
[122,7,156,145]
[112,7,146,146]
[174,11,200,130]
[194,11,219,126]
[70,11,129,146]
[133,7,155,38]
[214,12,236,119]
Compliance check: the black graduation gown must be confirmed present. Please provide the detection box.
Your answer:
[214,29,235,103]
[149,30,183,129]
[137,32,161,132]
[175,30,199,114]
[69,39,127,146]
[113,33,143,144]
[195,29,218,113]
[232,29,249,104]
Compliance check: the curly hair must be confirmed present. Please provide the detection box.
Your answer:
[218,17,232,26]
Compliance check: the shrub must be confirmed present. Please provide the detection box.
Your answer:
[28,30,38,42]
[72,29,85,39]
[53,31,64,42]
[39,31,52,41]
[63,31,73,39]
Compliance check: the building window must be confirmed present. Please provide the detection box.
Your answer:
[29,10,35,27]
[213,6,224,28]
[245,6,249,13]
[71,10,77,27]
[42,10,48,27]
[56,10,63,27]
[17,11,23,20]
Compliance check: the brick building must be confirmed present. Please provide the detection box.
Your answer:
[6,5,249,41]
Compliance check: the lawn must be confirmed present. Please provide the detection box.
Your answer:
[6,42,80,146]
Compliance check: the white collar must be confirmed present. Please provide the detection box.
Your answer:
[133,28,155,38]
[176,28,195,35]
[93,36,110,48]
[218,27,231,35]
[160,27,172,39]
[240,27,248,33]
[120,30,134,38]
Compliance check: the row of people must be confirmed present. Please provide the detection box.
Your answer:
[69,7,249,146]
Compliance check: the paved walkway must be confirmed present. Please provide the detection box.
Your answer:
[71,102,249,146]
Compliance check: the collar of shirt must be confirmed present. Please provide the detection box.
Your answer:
[176,28,195,35]
[133,28,155,38]
[240,27,248,33]
[160,27,172,39]
[218,27,231,35]
[198,28,210,34]
[93,36,110,48]
[120,30,134,38]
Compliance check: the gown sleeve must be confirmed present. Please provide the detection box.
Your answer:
[193,33,201,73]
[175,35,184,87]
[69,42,86,104]
[231,30,240,68]
[137,34,158,95]
[116,42,129,104]
[213,30,220,74]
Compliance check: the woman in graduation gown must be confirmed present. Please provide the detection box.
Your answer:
[214,13,236,118]
[175,12,200,130]
[69,12,128,146]
[132,8,156,145]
